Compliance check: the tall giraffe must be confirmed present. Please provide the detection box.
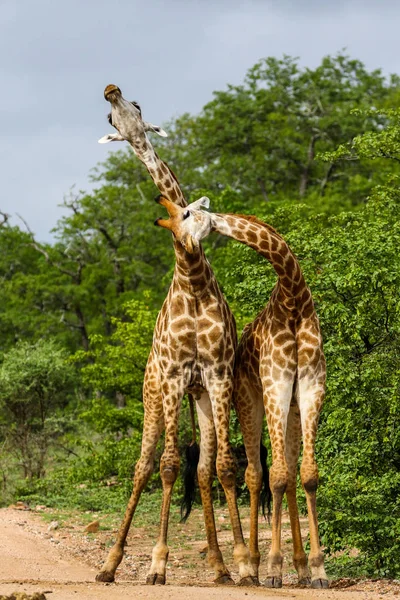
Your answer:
[156,196,329,589]
[95,86,256,585]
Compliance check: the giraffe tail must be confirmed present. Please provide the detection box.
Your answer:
[260,442,272,520]
[180,394,200,523]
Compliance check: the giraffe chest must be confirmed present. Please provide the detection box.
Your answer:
[153,292,235,381]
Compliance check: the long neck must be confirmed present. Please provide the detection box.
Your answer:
[212,214,307,300]
[172,248,215,296]
[128,134,209,277]
[129,137,187,209]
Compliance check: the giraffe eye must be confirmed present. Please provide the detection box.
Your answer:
[183,210,190,220]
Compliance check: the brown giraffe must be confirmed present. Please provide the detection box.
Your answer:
[96,86,256,585]
[156,196,329,589]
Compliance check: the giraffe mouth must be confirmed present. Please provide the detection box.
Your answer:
[104,84,122,102]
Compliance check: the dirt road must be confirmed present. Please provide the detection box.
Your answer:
[0,507,398,600]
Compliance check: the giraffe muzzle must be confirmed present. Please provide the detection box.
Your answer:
[104,84,122,102]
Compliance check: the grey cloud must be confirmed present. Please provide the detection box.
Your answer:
[1,0,399,240]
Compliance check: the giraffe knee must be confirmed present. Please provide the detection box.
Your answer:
[245,462,262,493]
[217,465,237,489]
[216,450,236,488]
[301,462,319,493]
[161,464,179,484]
[160,454,180,485]
[134,456,154,483]
[197,462,213,487]
[269,463,288,496]
[286,474,298,495]
[302,476,318,493]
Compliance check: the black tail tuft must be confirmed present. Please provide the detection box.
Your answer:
[260,442,272,521]
[180,441,200,523]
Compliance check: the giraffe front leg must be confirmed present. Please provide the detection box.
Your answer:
[96,393,164,582]
[208,379,257,586]
[146,380,183,585]
[146,449,178,585]
[298,378,328,589]
[195,392,233,585]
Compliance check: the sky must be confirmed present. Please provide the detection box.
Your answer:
[1,0,400,241]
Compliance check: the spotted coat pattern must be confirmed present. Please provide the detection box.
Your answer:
[95,86,255,586]
[211,214,328,589]
[155,204,329,589]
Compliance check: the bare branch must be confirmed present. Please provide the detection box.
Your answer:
[17,213,78,279]
[0,211,10,226]
[136,182,148,203]
[97,225,117,249]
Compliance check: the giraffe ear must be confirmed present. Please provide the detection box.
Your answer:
[189,196,211,211]
[144,122,168,138]
[98,133,125,144]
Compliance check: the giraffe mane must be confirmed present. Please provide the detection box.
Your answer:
[154,152,180,184]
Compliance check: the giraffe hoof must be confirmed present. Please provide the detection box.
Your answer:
[298,577,311,586]
[95,570,115,583]
[214,574,235,585]
[264,576,282,588]
[311,578,329,589]
[146,573,166,585]
[238,575,259,586]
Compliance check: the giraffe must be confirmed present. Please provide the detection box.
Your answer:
[95,85,256,586]
[155,195,329,589]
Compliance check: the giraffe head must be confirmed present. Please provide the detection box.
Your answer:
[154,195,212,253]
[98,84,167,144]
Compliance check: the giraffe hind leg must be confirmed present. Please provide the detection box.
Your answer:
[298,377,328,588]
[285,397,310,585]
[207,378,257,585]
[234,378,264,584]
[195,392,233,584]
[263,378,294,588]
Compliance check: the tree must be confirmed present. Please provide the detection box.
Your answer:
[0,222,70,355]
[1,55,399,577]
[0,339,77,479]
[75,296,157,424]
[207,110,400,577]
[16,178,175,352]
[158,54,400,210]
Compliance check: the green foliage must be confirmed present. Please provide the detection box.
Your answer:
[0,225,68,354]
[159,53,400,208]
[215,182,400,577]
[75,296,157,402]
[322,108,400,164]
[0,339,77,482]
[0,53,399,577]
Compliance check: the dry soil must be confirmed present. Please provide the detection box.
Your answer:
[0,506,399,600]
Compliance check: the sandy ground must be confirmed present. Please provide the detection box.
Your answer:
[0,507,399,600]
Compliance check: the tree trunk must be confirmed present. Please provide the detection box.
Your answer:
[75,306,90,351]
[299,134,319,197]
[116,391,126,408]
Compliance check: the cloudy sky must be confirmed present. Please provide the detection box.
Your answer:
[2,0,399,240]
